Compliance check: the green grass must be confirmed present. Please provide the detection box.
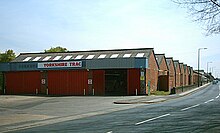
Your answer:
[151,91,170,95]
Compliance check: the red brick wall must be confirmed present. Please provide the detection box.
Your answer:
[193,72,200,85]
[168,60,176,91]
[180,64,185,86]
[146,52,158,94]
[158,57,168,76]
[184,66,189,86]
[190,68,194,85]
[158,57,169,91]
[175,64,181,87]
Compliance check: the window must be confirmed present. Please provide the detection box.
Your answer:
[42,56,52,61]
[136,53,145,57]
[23,57,32,62]
[86,55,95,59]
[53,56,62,60]
[32,57,41,61]
[123,54,131,58]
[75,55,83,60]
[98,54,106,59]
[110,54,119,58]
[63,55,72,60]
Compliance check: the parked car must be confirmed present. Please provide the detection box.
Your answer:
[212,80,218,84]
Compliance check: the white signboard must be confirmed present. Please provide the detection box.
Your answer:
[38,61,82,69]
[41,79,46,84]
[88,79,93,85]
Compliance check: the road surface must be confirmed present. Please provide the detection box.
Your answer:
[10,83,220,132]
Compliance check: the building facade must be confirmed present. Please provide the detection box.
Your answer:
[166,57,176,92]
[174,60,181,87]
[155,54,169,91]
[0,48,160,96]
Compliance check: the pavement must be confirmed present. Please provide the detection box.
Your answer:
[114,83,211,104]
[0,83,210,133]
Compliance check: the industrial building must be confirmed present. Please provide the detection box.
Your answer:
[0,48,159,96]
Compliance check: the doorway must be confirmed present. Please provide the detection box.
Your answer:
[105,69,127,96]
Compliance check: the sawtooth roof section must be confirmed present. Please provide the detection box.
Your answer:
[155,54,164,66]
[188,66,191,74]
[173,60,181,73]
[155,54,168,70]
[183,64,188,72]
[12,48,154,62]
[166,57,173,70]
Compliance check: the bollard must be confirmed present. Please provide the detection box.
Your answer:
[93,89,95,96]
[136,89,138,96]
[3,89,5,94]
[46,88,49,95]
[36,89,38,95]
[84,89,86,96]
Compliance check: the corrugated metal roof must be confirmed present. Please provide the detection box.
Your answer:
[173,60,181,73]
[166,57,173,70]
[183,64,188,72]
[155,54,168,70]
[12,48,154,62]
[155,54,164,66]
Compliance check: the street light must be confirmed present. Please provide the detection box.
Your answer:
[198,48,207,87]
[207,61,212,82]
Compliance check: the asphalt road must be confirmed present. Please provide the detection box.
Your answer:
[12,83,220,133]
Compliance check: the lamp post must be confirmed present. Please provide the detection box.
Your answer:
[207,62,212,82]
[198,48,207,87]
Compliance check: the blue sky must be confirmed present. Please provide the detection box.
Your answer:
[0,0,220,77]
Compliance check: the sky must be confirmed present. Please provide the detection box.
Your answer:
[0,0,220,77]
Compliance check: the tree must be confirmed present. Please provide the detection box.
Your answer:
[0,50,16,62]
[173,0,220,35]
[44,46,68,53]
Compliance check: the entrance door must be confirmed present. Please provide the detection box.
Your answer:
[40,71,48,95]
[158,75,169,91]
[105,69,127,96]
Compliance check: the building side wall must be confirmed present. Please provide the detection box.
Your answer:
[158,57,169,91]
[180,65,185,86]
[185,67,189,86]
[175,65,181,87]
[190,68,194,85]
[146,52,158,94]
[158,57,168,76]
[168,61,176,91]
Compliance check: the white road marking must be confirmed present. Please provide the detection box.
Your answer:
[216,95,219,99]
[135,113,170,125]
[181,104,200,111]
[107,131,113,133]
[204,99,214,104]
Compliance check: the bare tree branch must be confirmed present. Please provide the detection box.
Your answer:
[172,0,220,35]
